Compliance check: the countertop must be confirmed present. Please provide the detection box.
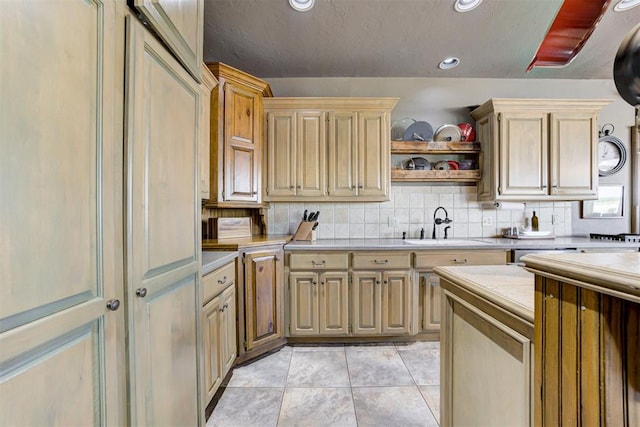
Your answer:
[522,252,640,303]
[284,237,640,251]
[434,264,535,324]
[202,251,238,276]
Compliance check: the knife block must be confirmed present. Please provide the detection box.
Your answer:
[293,221,316,241]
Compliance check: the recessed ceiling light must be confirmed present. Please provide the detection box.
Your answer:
[439,57,460,69]
[289,0,314,12]
[614,0,640,11]
[454,0,483,12]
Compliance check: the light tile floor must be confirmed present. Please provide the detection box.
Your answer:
[206,342,440,427]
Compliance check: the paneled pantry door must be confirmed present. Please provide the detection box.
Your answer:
[0,1,126,425]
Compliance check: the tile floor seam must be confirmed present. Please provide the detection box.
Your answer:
[275,349,294,426]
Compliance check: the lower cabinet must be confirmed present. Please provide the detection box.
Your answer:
[238,245,285,362]
[352,270,412,335]
[202,261,237,403]
[289,271,349,336]
[415,250,507,333]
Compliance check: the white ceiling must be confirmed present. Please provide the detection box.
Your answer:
[202,0,640,80]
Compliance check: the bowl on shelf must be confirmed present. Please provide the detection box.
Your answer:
[457,123,476,142]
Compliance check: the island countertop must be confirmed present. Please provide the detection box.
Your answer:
[522,252,640,303]
[434,264,535,325]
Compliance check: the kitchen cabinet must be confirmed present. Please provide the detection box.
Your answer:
[436,265,534,427]
[125,16,203,426]
[390,141,481,183]
[414,250,507,333]
[1,1,126,425]
[524,253,640,426]
[288,253,350,336]
[199,65,218,199]
[129,0,203,82]
[265,110,327,198]
[263,98,398,202]
[202,261,236,402]
[206,63,273,207]
[351,253,412,336]
[238,245,285,362]
[471,99,611,201]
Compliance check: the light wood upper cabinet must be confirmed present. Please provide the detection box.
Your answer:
[206,63,272,207]
[265,110,327,198]
[471,99,610,201]
[199,65,218,199]
[264,98,398,202]
[130,0,203,82]
[0,1,125,425]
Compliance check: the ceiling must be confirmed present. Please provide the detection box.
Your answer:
[202,0,640,80]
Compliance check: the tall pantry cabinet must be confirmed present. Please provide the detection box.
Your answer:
[0,1,205,426]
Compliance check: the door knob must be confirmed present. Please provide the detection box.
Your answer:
[136,288,148,298]
[106,299,120,311]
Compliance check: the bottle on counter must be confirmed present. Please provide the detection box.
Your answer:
[531,211,539,231]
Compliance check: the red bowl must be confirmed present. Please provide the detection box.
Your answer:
[457,123,476,142]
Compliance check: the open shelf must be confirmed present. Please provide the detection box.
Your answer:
[391,168,481,182]
[390,140,480,154]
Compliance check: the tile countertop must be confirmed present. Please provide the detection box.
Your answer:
[433,264,535,324]
[522,252,640,303]
[202,251,238,276]
[284,237,640,251]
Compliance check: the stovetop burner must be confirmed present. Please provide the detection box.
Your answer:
[590,233,640,243]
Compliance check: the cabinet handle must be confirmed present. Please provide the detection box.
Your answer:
[358,185,363,189]
[217,276,227,284]
[135,288,147,298]
[374,259,389,264]
[453,258,468,264]
[290,186,294,189]
[106,299,120,311]
[220,303,229,312]
[297,185,301,189]
[311,260,326,267]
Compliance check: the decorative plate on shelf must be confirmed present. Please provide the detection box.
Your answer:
[433,124,462,142]
[391,118,416,141]
[402,121,433,141]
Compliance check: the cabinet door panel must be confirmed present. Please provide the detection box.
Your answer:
[298,112,327,197]
[220,285,237,375]
[244,249,283,349]
[266,112,296,197]
[126,17,200,426]
[131,0,203,82]
[320,272,349,335]
[499,112,548,196]
[203,295,222,401]
[382,271,411,334]
[328,112,357,197]
[289,272,319,335]
[420,273,442,332]
[352,271,381,335]
[550,112,598,197]
[358,111,388,197]
[0,1,123,425]
[224,84,260,202]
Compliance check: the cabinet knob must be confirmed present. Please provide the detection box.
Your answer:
[358,185,363,189]
[252,191,258,195]
[217,276,227,284]
[375,280,381,285]
[312,280,317,285]
[383,280,388,284]
[297,186,301,189]
[321,281,325,285]
[106,299,120,311]
[290,186,294,189]
[135,288,148,298]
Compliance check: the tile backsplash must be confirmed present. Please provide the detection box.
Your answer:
[266,185,573,239]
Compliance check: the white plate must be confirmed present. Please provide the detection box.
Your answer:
[522,230,552,237]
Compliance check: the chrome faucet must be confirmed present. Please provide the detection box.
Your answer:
[432,206,452,239]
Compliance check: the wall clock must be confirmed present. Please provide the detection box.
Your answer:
[598,124,627,176]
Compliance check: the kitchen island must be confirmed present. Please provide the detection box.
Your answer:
[434,252,639,426]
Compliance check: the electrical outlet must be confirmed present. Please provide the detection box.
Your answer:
[482,216,493,226]
[388,216,399,227]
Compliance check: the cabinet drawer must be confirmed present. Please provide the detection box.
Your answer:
[414,250,506,269]
[352,252,411,269]
[289,253,349,270]
[202,261,235,304]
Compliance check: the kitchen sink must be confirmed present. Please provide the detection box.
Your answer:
[403,239,491,246]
